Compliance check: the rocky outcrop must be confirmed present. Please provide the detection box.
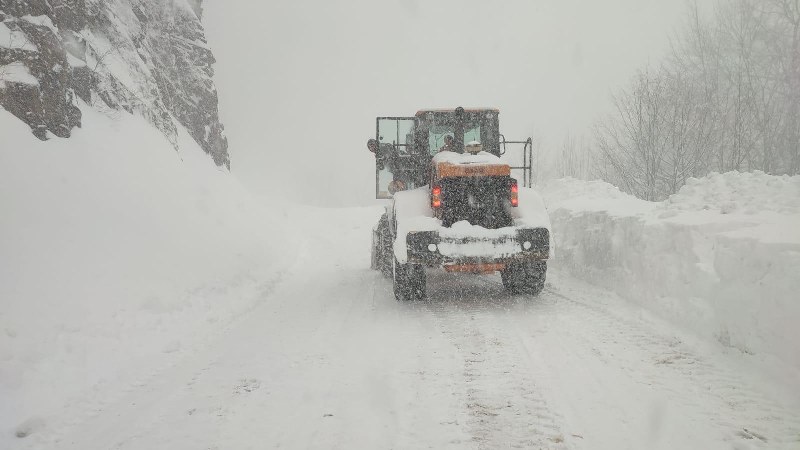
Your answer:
[0,0,229,168]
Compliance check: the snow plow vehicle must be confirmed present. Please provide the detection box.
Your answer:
[368,107,552,301]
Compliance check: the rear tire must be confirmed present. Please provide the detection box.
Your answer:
[370,227,380,271]
[379,229,393,278]
[501,261,546,296]
[372,215,393,278]
[393,257,426,301]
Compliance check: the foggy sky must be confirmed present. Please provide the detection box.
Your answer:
[204,0,688,207]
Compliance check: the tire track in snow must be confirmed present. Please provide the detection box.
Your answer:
[419,273,569,449]
[542,277,800,449]
[409,268,799,449]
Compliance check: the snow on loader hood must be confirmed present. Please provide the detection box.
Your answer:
[432,150,506,166]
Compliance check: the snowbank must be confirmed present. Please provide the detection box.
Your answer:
[0,107,289,443]
[543,173,800,371]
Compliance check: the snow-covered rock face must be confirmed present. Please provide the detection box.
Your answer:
[0,0,229,167]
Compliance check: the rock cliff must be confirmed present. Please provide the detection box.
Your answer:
[0,0,229,168]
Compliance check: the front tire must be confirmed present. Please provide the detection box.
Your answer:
[379,227,393,278]
[501,261,546,296]
[393,257,426,301]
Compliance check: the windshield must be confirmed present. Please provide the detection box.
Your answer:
[428,124,482,154]
[422,111,498,156]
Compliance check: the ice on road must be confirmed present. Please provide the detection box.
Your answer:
[15,207,800,450]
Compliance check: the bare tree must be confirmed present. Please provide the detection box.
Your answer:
[555,133,592,180]
[586,0,799,201]
[594,69,673,200]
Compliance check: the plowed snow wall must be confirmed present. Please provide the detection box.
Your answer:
[544,175,800,371]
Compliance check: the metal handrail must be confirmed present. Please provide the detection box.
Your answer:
[499,135,534,187]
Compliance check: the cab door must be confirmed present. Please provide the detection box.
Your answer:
[375,117,416,199]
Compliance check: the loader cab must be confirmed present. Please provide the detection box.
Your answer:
[370,108,502,199]
[415,108,501,157]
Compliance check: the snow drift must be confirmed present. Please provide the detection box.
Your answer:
[543,172,800,371]
[0,107,287,444]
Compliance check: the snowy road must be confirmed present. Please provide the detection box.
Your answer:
[16,207,800,450]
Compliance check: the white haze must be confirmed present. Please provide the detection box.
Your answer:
[204,0,687,206]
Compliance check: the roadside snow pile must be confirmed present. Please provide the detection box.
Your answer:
[541,178,656,216]
[0,107,288,444]
[543,173,800,371]
[663,171,800,216]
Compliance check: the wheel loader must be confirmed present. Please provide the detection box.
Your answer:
[367,107,551,301]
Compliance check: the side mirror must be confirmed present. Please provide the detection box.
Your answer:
[367,138,378,153]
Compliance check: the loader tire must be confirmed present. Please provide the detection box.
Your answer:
[393,257,426,301]
[371,228,380,271]
[379,230,393,278]
[371,215,393,277]
[501,261,546,296]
